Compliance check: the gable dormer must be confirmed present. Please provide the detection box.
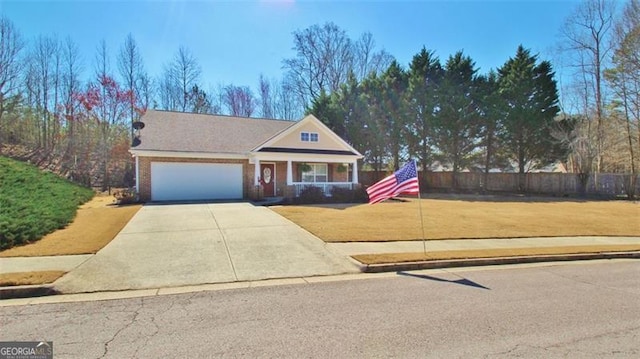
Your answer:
[253,114,362,156]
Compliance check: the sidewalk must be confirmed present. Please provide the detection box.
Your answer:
[2,236,640,300]
[327,236,640,256]
[327,236,640,272]
[1,254,92,274]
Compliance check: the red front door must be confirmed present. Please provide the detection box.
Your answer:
[260,163,275,197]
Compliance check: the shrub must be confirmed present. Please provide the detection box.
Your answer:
[329,186,369,203]
[295,186,326,204]
[353,186,369,202]
[114,188,137,205]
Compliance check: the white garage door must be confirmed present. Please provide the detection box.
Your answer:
[151,162,243,201]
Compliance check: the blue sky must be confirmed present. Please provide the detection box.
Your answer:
[1,0,579,92]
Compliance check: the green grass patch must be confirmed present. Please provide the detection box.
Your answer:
[0,156,94,250]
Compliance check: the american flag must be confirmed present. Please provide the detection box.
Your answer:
[366,161,420,204]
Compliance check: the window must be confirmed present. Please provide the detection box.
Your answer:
[300,132,319,142]
[301,163,328,183]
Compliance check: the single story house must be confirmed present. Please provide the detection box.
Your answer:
[129,110,363,202]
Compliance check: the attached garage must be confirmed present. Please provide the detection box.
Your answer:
[150,162,243,201]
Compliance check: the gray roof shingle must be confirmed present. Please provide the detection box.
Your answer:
[133,110,295,154]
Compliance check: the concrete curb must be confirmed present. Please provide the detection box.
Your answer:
[0,284,59,300]
[2,252,639,301]
[356,251,640,273]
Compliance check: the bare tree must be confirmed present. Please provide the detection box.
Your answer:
[222,85,256,117]
[158,74,178,111]
[257,74,274,118]
[207,84,224,114]
[0,16,24,146]
[560,0,616,174]
[60,37,83,163]
[353,32,394,80]
[552,115,599,195]
[29,35,60,150]
[605,0,640,198]
[137,72,154,111]
[92,40,134,190]
[255,75,303,120]
[117,33,145,139]
[161,46,201,112]
[283,22,354,106]
[94,39,110,83]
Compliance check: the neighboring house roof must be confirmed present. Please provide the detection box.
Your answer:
[132,110,295,154]
[131,110,363,158]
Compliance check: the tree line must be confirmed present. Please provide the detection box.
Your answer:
[0,0,637,197]
[302,0,639,197]
[308,46,561,190]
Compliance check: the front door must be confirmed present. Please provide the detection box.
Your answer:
[260,163,275,197]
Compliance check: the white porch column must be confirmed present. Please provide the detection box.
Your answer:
[352,161,359,184]
[135,155,140,193]
[254,158,260,185]
[286,160,293,185]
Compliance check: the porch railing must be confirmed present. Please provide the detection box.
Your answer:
[292,182,354,197]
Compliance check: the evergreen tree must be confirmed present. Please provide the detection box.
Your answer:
[360,73,388,172]
[476,70,509,176]
[432,51,482,188]
[334,72,369,153]
[406,47,443,174]
[379,61,409,170]
[306,89,344,138]
[498,45,560,179]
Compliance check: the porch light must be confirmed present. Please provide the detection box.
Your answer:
[132,121,145,130]
[131,121,145,147]
[131,137,141,147]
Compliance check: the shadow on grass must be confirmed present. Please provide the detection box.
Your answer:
[397,271,491,290]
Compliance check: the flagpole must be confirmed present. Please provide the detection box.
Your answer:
[415,160,427,256]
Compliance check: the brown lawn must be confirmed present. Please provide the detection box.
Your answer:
[0,271,66,286]
[0,194,141,257]
[272,197,640,242]
[353,244,640,265]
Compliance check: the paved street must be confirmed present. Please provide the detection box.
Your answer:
[1,260,639,358]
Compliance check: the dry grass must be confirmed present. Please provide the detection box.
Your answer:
[353,244,640,264]
[0,194,141,257]
[0,271,66,286]
[272,197,640,242]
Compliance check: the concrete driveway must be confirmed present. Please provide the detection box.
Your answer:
[54,203,357,293]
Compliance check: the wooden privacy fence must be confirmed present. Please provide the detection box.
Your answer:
[358,171,640,197]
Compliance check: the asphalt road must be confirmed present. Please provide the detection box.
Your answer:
[1,260,639,358]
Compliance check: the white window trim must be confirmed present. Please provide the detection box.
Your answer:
[300,131,319,142]
[301,163,328,183]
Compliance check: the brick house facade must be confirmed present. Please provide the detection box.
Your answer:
[130,110,362,202]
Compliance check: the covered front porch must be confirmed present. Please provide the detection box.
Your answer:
[249,153,360,199]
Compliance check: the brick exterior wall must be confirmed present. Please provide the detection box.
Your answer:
[329,163,349,182]
[137,157,354,201]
